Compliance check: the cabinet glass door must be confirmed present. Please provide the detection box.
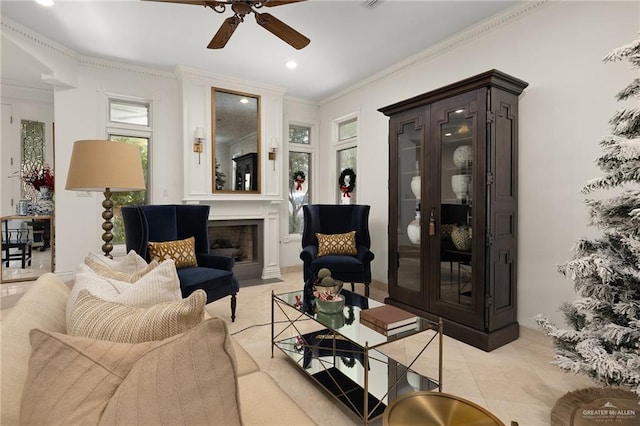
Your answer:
[394,117,424,298]
[438,106,474,308]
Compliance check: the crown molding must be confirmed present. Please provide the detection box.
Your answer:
[78,56,174,80]
[176,65,287,97]
[1,16,77,61]
[319,0,550,105]
[283,96,319,107]
[0,78,53,93]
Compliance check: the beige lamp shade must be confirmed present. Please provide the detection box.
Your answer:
[65,140,145,192]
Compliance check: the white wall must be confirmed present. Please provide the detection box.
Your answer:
[54,64,181,276]
[315,1,639,328]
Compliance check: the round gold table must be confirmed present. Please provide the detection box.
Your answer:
[383,391,505,426]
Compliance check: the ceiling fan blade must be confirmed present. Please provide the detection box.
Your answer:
[208,16,240,49]
[262,0,305,7]
[254,12,310,50]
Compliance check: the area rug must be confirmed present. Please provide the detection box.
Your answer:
[550,387,639,426]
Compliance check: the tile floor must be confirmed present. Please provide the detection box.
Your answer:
[1,270,593,425]
[205,271,593,426]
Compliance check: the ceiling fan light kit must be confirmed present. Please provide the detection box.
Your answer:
[146,0,310,50]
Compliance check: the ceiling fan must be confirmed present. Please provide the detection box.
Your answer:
[145,0,310,50]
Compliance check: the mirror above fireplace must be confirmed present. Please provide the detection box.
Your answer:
[212,88,261,193]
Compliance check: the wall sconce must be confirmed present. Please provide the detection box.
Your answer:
[269,139,278,170]
[194,127,205,164]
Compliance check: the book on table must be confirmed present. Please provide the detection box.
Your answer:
[359,304,417,330]
[359,317,418,336]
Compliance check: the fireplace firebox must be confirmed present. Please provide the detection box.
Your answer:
[208,219,263,281]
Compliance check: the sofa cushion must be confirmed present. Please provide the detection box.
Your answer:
[84,255,159,282]
[85,250,149,273]
[316,231,357,257]
[68,289,206,343]
[66,260,182,326]
[148,236,198,268]
[1,273,70,426]
[20,318,242,426]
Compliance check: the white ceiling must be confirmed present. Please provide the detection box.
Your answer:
[0,0,520,102]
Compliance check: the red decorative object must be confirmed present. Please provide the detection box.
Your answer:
[22,164,55,191]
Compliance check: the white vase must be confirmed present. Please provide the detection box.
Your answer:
[411,175,421,199]
[407,211,421,244]
[451,174,471,200]
[453,145,473,169]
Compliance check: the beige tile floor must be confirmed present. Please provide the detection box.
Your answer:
[2,270,592,425]
[205,271,593,426]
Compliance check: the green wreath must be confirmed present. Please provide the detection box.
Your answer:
[293,171,306,190]
[339,168,356,197]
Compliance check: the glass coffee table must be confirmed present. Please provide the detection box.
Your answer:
[271,289,442,425]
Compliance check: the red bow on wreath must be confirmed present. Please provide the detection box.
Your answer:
[295,177,304,190]
[340,186,351,197]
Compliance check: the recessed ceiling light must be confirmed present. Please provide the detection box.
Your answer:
[285,61,297,69]
[35,0,54,6]
[240,98,249,104]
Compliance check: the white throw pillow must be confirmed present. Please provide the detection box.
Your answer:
[85,250,148,274]
[66,260,182,327]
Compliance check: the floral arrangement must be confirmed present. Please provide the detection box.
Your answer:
[313,268,343,302]
[22,162,55,191]
[313,289,342,302]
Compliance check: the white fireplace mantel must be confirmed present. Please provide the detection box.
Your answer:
[185,198,282,280]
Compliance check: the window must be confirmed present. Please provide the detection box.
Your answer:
[335,115,358,202]
[338,117,357,141]
[290,125,310,145]
[337,147,357,201]
[288,124,312,234]
[107,98,151,245]
[109,100,149,126]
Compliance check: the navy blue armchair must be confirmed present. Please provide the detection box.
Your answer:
[300,204,375,297]
[122,204,239,321]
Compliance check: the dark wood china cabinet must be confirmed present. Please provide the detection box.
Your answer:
[379,70,528,351]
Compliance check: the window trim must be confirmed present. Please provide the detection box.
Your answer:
[332,113,359,203]
[104,95,154,256]
[286,120,317,240]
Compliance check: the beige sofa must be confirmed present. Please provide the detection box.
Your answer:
[1,273,315,425]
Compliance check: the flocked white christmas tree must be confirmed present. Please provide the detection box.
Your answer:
[536,38,640,396]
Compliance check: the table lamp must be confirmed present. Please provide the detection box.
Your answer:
[65,140,145,258]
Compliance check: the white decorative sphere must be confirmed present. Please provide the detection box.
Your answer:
[453,145,473,169]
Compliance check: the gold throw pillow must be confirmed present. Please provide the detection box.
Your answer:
[68,289,206,343]
[20,318,242,426]
[316,231,357,257]
[148,236,198,268]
